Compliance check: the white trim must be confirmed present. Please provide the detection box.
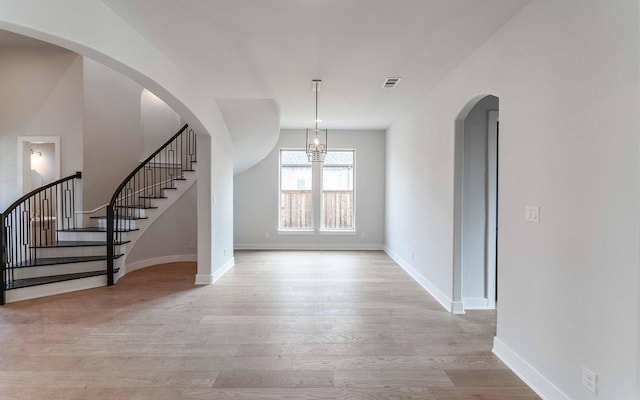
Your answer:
[463,297,490,310]
[212,257,235,283]
[196,257,235,284]
[125,254,197,274]
[486,110,499,310]
[384,246,453,313]
[195,273,214,285]
[235,243,383,251]
[493,337,571,400]
[451,301,465,314]
[318,230,357,236]
[277,229,316,236]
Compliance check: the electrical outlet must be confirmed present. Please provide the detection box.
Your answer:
[265,232,270,238]
[525,205,540,223]
[582,367,597,394]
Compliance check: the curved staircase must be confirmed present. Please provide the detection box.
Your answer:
[0,125,197,304]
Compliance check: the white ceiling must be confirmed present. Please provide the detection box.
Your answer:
[102,0,529,130]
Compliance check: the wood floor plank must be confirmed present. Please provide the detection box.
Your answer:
[0,252,540,399]
[444,369,527,388]
[213,370,334,388]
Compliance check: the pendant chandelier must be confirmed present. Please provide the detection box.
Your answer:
[306,79,328,163]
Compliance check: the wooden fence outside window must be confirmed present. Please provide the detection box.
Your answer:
[280,190,353,229]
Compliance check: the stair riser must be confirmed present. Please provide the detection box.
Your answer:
[115,208,148,218]
[57,231,130,242]
[34,245,125,259]
[6,275,107,303]
[12,261,106,280]
[96,220,137,230]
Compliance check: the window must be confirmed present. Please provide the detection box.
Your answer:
[280,150,312,229]
[279,149,356,233]
[322,151,354,230]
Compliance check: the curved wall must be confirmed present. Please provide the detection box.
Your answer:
[0,0,234,280]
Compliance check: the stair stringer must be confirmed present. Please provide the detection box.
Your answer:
[113,166,198,283]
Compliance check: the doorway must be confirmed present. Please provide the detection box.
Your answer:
[17,136,61,194]
[453,95,499,312]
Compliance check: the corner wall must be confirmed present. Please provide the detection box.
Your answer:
[461,95,498,305]
[234,129,385,250]
[0,46,83,210]
[385,1,639,398]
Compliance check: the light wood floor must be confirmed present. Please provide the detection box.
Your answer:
[0,250,539,399]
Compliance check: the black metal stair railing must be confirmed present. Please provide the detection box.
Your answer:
[106,124,196,285]
[0,172,82,304]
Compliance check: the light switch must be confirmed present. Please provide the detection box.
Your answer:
[525,205,540,223]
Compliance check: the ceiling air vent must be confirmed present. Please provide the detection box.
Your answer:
[382,77,402,89]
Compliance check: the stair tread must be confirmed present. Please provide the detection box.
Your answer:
[58,227,138,233]
[139,196,167,199]
[115,205,158,209]
[13,254,124,268]
[31,241,129,249]
[6,269,120,290]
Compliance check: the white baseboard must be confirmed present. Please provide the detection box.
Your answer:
[234,243,384,251]
[212,257,235,283]
[463,297,492,310]
[493,337,571,400]
[126,254,197,274]
[452,301,465,314]
[195,257,235,284]
[384,246,453,313]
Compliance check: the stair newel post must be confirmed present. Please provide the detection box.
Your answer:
[0,213,5,305]
[106,205,114,286]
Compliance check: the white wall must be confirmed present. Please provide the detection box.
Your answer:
[385,1,639,399]
[462,95,498,303]
[84,58,199,267]
[234,129,385,249]
[127,184,197,263]
[141,89,181,158]
[83,57,143,210]
[213,133,235,266]
[0,46,83,211]
[197,127,235,282]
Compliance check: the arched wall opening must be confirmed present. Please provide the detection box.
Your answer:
[0,10,231,283]
[453,94,499,314]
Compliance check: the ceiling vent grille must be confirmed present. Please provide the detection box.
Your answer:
[382,77,402,88]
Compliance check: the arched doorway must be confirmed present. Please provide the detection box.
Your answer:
[453,95,499,313]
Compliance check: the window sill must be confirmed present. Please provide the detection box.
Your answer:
[277,229,315,236]
[319,229,357,236]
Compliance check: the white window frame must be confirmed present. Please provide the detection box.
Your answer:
[277,148,357,235]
